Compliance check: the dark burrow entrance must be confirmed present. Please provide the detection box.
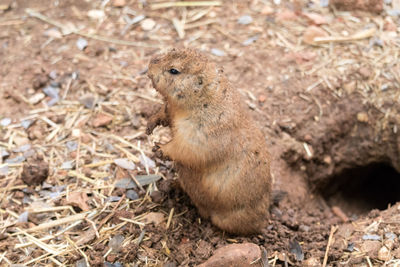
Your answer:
[319,162,400,217]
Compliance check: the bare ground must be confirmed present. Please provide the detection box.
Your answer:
[0,0,400,266]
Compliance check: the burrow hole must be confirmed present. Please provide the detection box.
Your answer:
[319,162,400,216]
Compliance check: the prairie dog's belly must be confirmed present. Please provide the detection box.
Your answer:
[178,159,239,208]
[173,117,208,147]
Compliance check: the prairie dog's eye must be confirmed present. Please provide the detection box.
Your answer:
[169,68,180,75]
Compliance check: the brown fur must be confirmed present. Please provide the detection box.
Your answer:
[147,48,272,235]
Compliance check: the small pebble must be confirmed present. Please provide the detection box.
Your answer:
[66,141,78,151]
[385,232,396,240]
[18,211,29,223]
[211,48,225,57]
[79,94,96,109]
[136,174,162,186]
[320,0,329,7]
[0,165,9,175]
[107,196,121,202]
[237,15,253,25]
[13,144,31,153]
[115,178,136,189]
[114,158,136,170]
[139,154,155,169]
[5,156,26,164]
[29,92,46,105]
[362,234,381,241]
[49,70,57,80]
[126,190,139,200]
[42,85,60,106]
[345,242,354,252]
[61,160,75,170]
[141,18,156,31]
[76,38,88,51]
[112,0,126,7]
[87,9,105,20]
[109,234,125,252]
[378,246,391,261]
[1,149,10,158]
[21,120,33,129]
[76,258,88,267]
[299,225,310,232]
[0,118,11,127]
[242,35,259,46]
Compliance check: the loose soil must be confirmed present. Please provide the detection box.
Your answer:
[1,0,399,266]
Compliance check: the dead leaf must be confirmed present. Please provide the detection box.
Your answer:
[143,212,165,225]
[67,191,90,211]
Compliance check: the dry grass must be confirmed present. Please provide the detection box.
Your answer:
[0,0,399,265]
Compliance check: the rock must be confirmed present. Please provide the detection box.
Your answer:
[237,15,253,25]
[115,178,136,189]
[42,85,60,106]
[109,234,125,252]
[198,243,261,267]
[261,5,274,15]
[76,38,88,50]
[141,18,156,31]
[330,0,383,13]
[126,190,139,200]
[275,9,297,22]
[384,17,397,31]
[32,73,49,89]
[21,160,49,186]
[66,191,90,211]
[358,67,372,79]
[112,0,126,7]
[378,246,391,261]
[92,113,113,127]
[76,258,88,267]
[303,12,327,25]
[357,112,369,123]
[114,158,136,170]
[0,118,11,127]
[136,174,162,186]
[87,9,105,20]
[139,154,155,169]
[361,240,381,257]
[303,256,321,266]
[79,94,96,109]
[303,26,329,45]
[211,48,225,57]
[258,94,266,103]
[29,92,45,105]
[143,212,165,226]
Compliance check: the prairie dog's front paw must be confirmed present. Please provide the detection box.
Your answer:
[152,143,170,161]
[146,120,158,135]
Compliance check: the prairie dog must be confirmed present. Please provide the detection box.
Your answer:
[147,48,271,235]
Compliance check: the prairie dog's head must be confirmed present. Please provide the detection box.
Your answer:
[148,48,220,109]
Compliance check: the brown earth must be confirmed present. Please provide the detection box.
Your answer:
[0,0,399,266]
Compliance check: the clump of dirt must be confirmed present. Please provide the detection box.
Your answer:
[21,158,49,186]
[1,0,400,266]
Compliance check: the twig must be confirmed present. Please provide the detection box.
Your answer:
[151,1,222,10]
[25,8,161,48]
[322,225,338,267]
[313,28,376,44]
